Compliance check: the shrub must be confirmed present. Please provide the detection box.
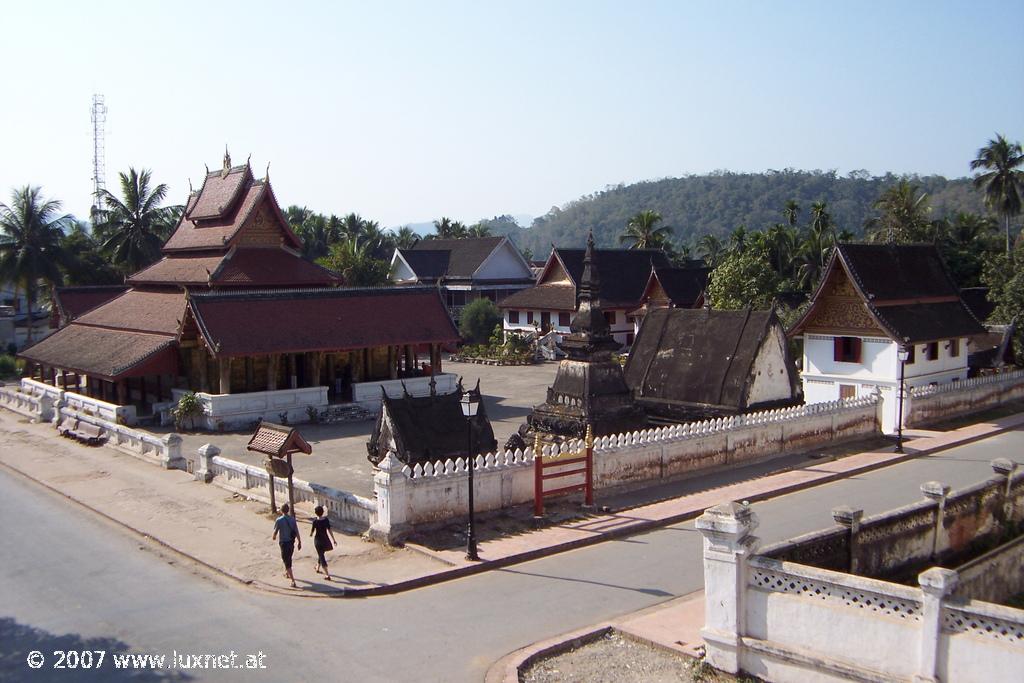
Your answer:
[0,354,17,379]
[171,391,204,431]
[459,298,501,345]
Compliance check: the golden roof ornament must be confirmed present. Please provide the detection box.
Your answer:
[222,145,231,178]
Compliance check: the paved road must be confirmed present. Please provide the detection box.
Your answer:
[2,428,1020,682]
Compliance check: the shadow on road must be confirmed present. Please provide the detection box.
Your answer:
[0,617,192,681]
[495,568,673,597]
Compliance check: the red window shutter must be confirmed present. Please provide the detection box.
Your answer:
[852,337,862,363]
[834,337,843,362]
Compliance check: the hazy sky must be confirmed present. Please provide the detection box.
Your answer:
[1,1,1021,227]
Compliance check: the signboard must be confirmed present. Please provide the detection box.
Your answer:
[533,425,594,517]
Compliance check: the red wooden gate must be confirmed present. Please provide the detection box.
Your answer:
[533,425,594,517]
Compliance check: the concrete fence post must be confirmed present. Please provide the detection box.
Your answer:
[367,449,410,545]
[195,443,220,482]
[914,567,958,683]
[161,433,184,470]
[991,458,1018,524]
[921,481,950,561]
[832,505,864,574]
[696,501,760,674]
[49,393,65,427]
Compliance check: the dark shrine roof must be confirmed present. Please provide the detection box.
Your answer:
[398,249,450,280]
[650,265,710,306]
[789,243,985,344]
[188,286,459,357]
[52,285,129,326]
[368,388,497,466]
[625,307,790,410]
[959,287,995,324]
[246,422,312,457]
[407,237,504,278]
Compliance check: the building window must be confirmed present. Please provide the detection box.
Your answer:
[604,311,616,325]
[558,312,571,327]
[839,384,857,400]
[926,342,939,361]
[541,311,551,331]
[508,310,520,324]
[833,336,862,363]
[949,339,960,357]
[526,311,534,325]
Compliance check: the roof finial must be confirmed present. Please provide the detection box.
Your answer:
[265,162,271,182]
[188,177,193,193]
[246,153,252,168]
[222,145,231,178]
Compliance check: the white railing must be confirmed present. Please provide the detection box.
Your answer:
[0,385,45,421]
[62,391,137,425]
[911,368,1024,398]
[170,386,329,431]
[58,406,183,470]
[207,455,376,531]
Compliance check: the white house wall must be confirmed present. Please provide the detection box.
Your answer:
[746,326,794,407]
[504,308,635,347]
[389,253,417,282]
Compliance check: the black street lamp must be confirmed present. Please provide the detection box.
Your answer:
[461,389,480,561]
[895,345,909,453]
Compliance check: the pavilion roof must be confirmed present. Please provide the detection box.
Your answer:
[188,286,459,357]
[246,422,312,457]
[51,285,129,328]
[18,325,178,380]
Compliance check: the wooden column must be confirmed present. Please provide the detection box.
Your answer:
[116,380,127,405]
[267,354,279,391]
[195,348,209,393]
[363,348,371,380]
[140,376,147,405]
[288,354,298,389]
[244,357,255,392]
[405,346,415,374]
[351,351,362,382]
[387,346,397,380]
[218,358,232,394]
[326,354,336,395]
[155,375,162,402]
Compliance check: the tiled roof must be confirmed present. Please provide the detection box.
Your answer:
[188,287,459,356]
[839,243,960,301]
[959,287,995,324]
[397,249,449,281]
[163,183,266,251]
[52,285,129,326]
[652,266,710,307]
[555,248,672,307]
[127,255,223,286]
[212,248,340,286]
[18,325,178,380]
[625,307,796,410]
[409,237,504,277]
[498,284,576,311]
[187,166,251,221]
[869,301,985,344]
[75,289,187,335]
[246,422,312,456]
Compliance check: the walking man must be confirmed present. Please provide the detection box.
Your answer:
[272,503,301,588]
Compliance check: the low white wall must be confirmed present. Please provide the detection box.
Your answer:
[698,503,1024,683]
[0,385,46,421]
[906,368,1024,428]
[351,373,458,412]
[171,386,329,431]
[378,395,880,530]
[62,390,137,426]
[57,406,183,470]
[205,454,376,531]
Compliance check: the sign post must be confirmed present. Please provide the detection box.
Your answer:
[533,424,594,518]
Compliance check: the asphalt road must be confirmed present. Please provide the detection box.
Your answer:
[2,428,1020,683]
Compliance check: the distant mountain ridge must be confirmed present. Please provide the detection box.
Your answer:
[504,170,985,254]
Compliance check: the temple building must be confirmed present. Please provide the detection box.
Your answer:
[627,263,710,337]
[624,307,800,422]
[787,243,985,433]
[390,236,535,321]
[500,247,672,347]
[20,153,459,427]
[523,233,646,442]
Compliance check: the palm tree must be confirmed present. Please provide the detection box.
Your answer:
[696,234,725,268]
[94,168,180,273]
[319,237,391,287]
[619,210,673,250]
[0,186,71,342]
[341,212,365,241]
[970,134,1024,255]
[809,201,832,235]
[783,200,800,228]
[432,217,458,239]
[864,180,933,243]
[728,225,748,253]
[468,223,491,237]
[393,226,419,249]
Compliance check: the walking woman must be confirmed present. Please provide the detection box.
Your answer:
[310,505,338,581]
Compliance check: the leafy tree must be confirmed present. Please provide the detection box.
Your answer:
[60,223,122,285]
[0,186,71,342]
[317,238,391,287]
[936,212,1001,288]
[468,223,492,237]
[458,297,501,344]
[707,248,781,310]
[981,253,1024,361]
[970,134,1024,255]
[864,180,935,243]
[430,217,469,239]
[393,226,419,249]
[795,216,836,291]
[93,168,180,273]
[696,234,725,268]
[783,199,800,228]
[619,210,673,250]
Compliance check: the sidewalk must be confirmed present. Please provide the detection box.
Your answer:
[1,408,1022,598]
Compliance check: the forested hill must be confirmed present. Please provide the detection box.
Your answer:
[508,170,984,254]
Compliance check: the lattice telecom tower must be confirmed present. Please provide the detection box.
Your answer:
[90,94,107,217]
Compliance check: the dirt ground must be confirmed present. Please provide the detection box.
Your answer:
[521,631,755,683]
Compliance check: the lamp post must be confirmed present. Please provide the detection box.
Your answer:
[895,345,909,453]
[460,390,480,561]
